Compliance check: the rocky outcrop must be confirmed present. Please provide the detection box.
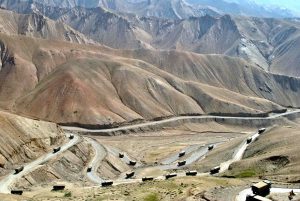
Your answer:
[0,8,93,44]
[0,111,65,175]
[14,141,92,188]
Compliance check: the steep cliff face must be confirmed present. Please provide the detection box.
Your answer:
[14,141,92,188]
[0,110,64,175]
[58,7,145,49]
[0,9,92,44]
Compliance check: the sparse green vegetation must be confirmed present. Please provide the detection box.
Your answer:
[234,169,257,178]
[144,193,159,201]
[64,191,72,197]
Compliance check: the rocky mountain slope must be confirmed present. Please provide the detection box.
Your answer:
[0,0,295,18]
[0,33,300,127]
[0,0,221,19]
[0,8,92,44]
[56,7,300,76]
[0,110,64,176]
[1,1,300,77]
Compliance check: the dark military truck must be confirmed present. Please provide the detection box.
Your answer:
[165,173,177,179]
[247,137,252,144]
[11,190,23,195]
[101,180,113,187]
[186,170,197,176]
[258,128,266,134]
[177,160,186,166]
[52,185,65,191]
[178,151,186,157]
[251,180,271,196]
[69,134,74,140]
[208,145,214,151]
[129,160,137,166]
[87,167,92,172]
[126,171,135,179]
[53,147,61,153]
[142,177,154,182]
[210,166,221,174]
[119,152,124,158]
[14,166,24,174]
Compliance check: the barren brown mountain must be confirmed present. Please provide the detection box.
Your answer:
[0,1,300,201]
[0,31,299,126]
[0,8,92,44]
[56,7,300,77]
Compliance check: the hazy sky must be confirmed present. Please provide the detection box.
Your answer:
[237,0,300,14]
[255,0,300,8]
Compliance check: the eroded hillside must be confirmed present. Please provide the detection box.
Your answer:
[0,8,92,44]
[0,110,64,176]
[0,33,299,127]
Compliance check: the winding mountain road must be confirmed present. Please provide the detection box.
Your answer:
[220,133,260,173]
[105,145,141,167]
[61,110,300,133]
[0,133,80,194]
[85,138,107,184]
[1,110,299,195]
[86,130,263,187]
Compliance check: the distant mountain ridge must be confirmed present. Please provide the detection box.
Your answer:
[0,0,295,19]
[187,0,295,18]
[1,1,300,77]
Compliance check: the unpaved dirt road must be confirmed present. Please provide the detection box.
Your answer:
[85,138,107,184]
[220,133,260,173]
[62,110,300,133]
[86,131,260,187]
[0,133,80,194]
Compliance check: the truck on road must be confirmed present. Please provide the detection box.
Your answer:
[178,151,185,157]
[251,180,271,196]
[101,180,113,187]
[210,166,220,174]
[177,161,186,166]
[208,145,214,150]
[53,147,61,153]
[14,166,24,174]
[258,128,266,134]
[126,171,135,179]
[165,173,177,179]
